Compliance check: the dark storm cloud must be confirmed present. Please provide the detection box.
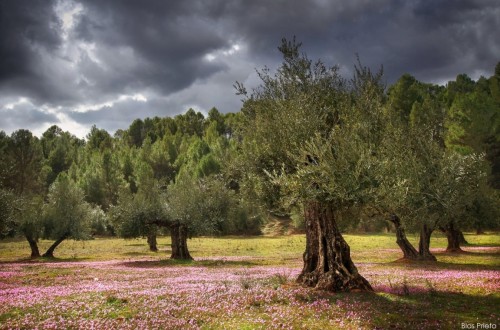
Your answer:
[71,0,231,96]
[0,0,61,79]
[216,0,499,83]
[0,0,499,136]
[0,0,66,101]
[0,0,233,107]
[365,0,500,82]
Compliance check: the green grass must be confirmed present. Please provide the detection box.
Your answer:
[0,232,498,264]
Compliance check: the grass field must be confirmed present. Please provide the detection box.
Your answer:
[0,232,499,329]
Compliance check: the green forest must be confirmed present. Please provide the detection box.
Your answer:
[1,39,499,292]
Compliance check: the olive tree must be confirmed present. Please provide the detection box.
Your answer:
[111,178,167,253]
[378,104,493,259]
[165,175,239,259]
[235,38,382,291]
[41,174,94,257]
[112,174,238,259]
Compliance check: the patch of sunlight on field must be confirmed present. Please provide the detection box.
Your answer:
[0,232,498,265]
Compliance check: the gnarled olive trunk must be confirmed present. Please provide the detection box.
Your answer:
[26,234,40,259]
[297,201,372,292]
[440,222,465,252]
[458,230,469,245]
[389,214,419,260]
[42,233,69,258]
[147,230,158,252]
[170,223,192,260]
[418,224,436,261]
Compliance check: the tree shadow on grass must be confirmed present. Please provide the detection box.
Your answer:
[464,242,500,247]
[0,256,91,265]
[385,248,500,270]
[436,261,499,271]
[200,235,281,240]
[118,258,260,269]
[310,288,500,329]
[386,259,500,271]
[122,252,153,256]
[437,250,500,257]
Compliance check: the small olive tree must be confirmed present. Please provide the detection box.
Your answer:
[41,174,94,258]
[111,179,167,253]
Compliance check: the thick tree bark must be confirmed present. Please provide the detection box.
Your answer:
[42,233,68,258]
[26,234,40,259]
[147,230,158,252]
[389,214,419,260]
[418,224,437,261]
[170,223,192,260]
[458,230,469,245]
[440,222,465,252]
[297,201,372,292]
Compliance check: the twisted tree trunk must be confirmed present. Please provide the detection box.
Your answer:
[26,234,40,259]
[297,201,372,292]
[418,224,437,261]
[170,223,192,260]
[147,229,158,252]
[458,230,469,245]
[389,214,419,260]
[42,233,69,258]
[440,221,465,252]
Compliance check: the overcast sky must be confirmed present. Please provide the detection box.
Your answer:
[1,0,499,138]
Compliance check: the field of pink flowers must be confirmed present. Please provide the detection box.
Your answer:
[0,242,499,329]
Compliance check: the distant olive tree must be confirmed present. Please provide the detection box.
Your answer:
[111,178,167,253]
[166,175,237,259]
[9,194,44,258]
[378,93,496,259]
[41,174,94,258]
[112,172,242,259]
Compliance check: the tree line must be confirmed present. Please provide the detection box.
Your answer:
[1,38,499,292]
